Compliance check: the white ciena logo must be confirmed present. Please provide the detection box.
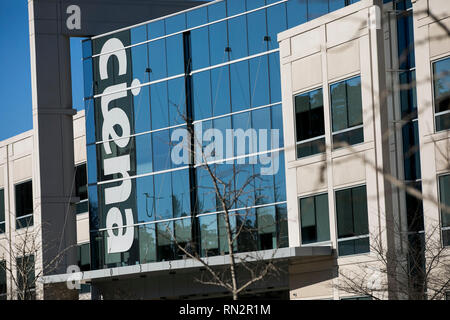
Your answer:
[66,5,81,30]
[99,37,141,254]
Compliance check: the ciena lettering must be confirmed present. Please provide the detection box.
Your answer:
[99,38,141,254]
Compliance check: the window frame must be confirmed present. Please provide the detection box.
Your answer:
[329,74,364,150]
[298,192,331,246]
[438,173,450,248]
[293,86,326,159]
[0,188,5,234]
[75,162,89,215]
[14,179,33,230]
[431,55,450,133]
[334,183,370,257]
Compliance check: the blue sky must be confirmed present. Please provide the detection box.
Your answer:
[0,1,85,141]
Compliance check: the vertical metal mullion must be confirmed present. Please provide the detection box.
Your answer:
[183,31,199,257]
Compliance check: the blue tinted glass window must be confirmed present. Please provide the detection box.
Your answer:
[187,6,208,28]
[134,85,151,134]
[213,116,232,155]
[209,21,229,65]
[168,77,186,126]
[136,134,152,175]
[274,151,286,202]
[84,99,95,145]
[329,0,346,11]
[131,45,151,134]
[252,107,271,152]
[139,224,156,263]
[232,112,252,157]
[269,52,281,103]
[267,4,287,50]
[402,121,421,180]
[271,104,284,148]
[148,39,167,81]
[227,0,246,16]
[192,71,212,120]
[165,14,186,34]
[86,144,97,185]
[211,66,231,116]
[148,20,165,39]
[199,214,218,256]
[208,1,227,22]
[82,39,92,59]
[234,163,255,208]
[152,129,171,172]
[249,56,270,107]
[247,10,268,55]
[137,176,155,223]
[83,58,93,99]
[247,0,266,10]
[397,13,415,69]
[154,172,173,220]
[166,34,184,76]
[287,0,307,28]
[254,158,275,205]
[131,44,150,86]
[196,168,216,214]
[308,0,329,20]
[230,61,250,113]
[228,16,248,60]
[172,170,191,218]
[150,81,169,130]
[131,25,147,44]
[190,27,210,70]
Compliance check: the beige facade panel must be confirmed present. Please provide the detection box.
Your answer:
[280,38,291,58]
[74,137,87,164]
[429,18,450,59]
[0,166,4,188]
[332,152,366,187]
[327,39,360,80]
[12,137,33,159]
[428,0,450,22]
[326,10,367,48]
[0,147,6,163]
[434,138,450,173]
[291,27,323,59]
[73,114,86,139]
[290,270,334,299]
[292,53,323,93]
[13,156,32,183]
[76,214,90,244]
[296,161,328,195]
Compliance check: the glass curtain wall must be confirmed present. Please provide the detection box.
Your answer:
[83,0,360,269]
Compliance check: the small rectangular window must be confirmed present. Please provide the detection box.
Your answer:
[330,76,364,149]
[439,174,450,247]
[299,193,330,244]
[75,164,88,214]
[0,189,5,234]
[15,181,33,229]
[433,57,450,132]
[77,243,91,272]
[0,260,6,300]
[336,185,369,256]
[16,255,35,300]
[294,88,325,158]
